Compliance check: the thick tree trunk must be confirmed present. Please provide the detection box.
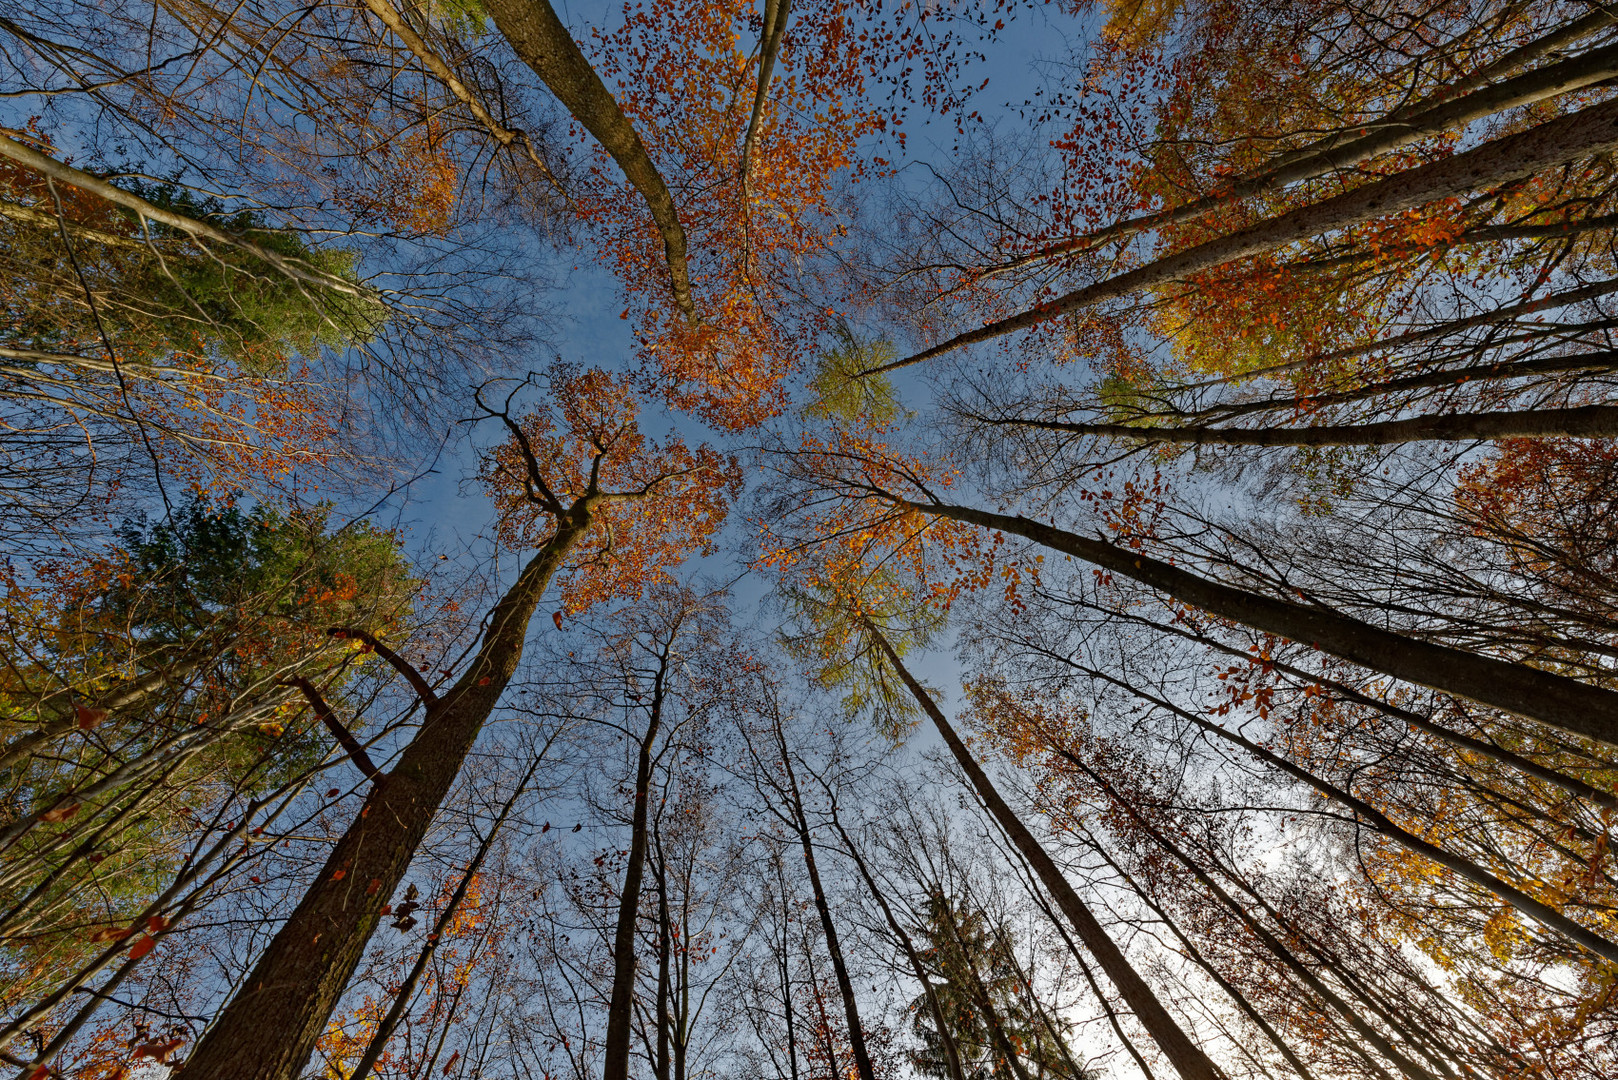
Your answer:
[980,28,1618,281]
[868,630,1225,1080]
[603,660,668,1080]
[912,500,1618,748]
[891,95,1618,370]
[1004,404,1618,447]
[483,0,694,317]
[181,516,589,1080]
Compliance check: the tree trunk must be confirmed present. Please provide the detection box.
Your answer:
[603,656,669,1080]
[1007,404,1618,447]
[483,0,694,317]
[868,629,1224,1080]
[912,499,1618,748]
[774,729,879,1080]
[979,28,1618,282]
[890,95,1618,370]
[1092,675,1618,964]
[350,753,546,1079]
[823,803,969,1080]
[180,515,589,1080]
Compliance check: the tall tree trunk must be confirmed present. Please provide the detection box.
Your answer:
[1000,404,1618,447]
[978,28,1618,281]
[1085,674,1618,963]
[1063,752,1440,1080]
[603,656,669,1080]
[482,0,694,317]
[911,499,1618,747]
[822,802,969,1080]
[888,95,1618,371]
[867,628,1225,1080]
[181,515,591,1080]
[774,727,879,1080]
[653,826,673,1080]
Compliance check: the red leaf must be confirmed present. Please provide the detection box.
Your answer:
[367,878,382,896]
[129,934,156,960]
[146,915,169,933]
[326,788,340,798]
[25,1065,48,1080]
[552,611,565,631]
[75,705,108,730]
[87,925,134,943]
[331,869,346,881]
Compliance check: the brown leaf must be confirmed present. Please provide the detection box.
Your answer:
[75,705,108,730]
[40,803,80,823]
[129,934,156,960]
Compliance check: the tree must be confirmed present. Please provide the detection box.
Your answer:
[174,368,738,1080]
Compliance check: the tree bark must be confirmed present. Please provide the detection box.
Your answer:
[483,0,694,317]
[867,629,1225,1080]
[997,404,1618,447]
[350,753,546,1079]
[180,512,590,1080]
[602,655,668,1080]
[774,726,879,1080]
[977,29,1618,282]
[888,95,1618,371]
[1077,671,1618,964]
[911,499,1618,748]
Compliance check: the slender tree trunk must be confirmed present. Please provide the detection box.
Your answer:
[351,753,546,1079]
[1088,675,1618,963]
[911,499,1618,747]
[1004,404,1618,447]
[1178,349,1618,429]
[181,516,590,1080]
[774,727,879,1080]
[1077,832,1319,1080]
[482,0,694,317]
[603,657,669,1080]
[867,628,1225,1080]
[1064,754,1436,1080]
[890,95,1618,370]
[1124,606,1618,811]
[822,803,969,1080]
[653,827,673,1080]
